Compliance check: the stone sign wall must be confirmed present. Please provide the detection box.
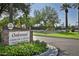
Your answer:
[2,30,9,45]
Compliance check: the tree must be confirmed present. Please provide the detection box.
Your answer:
[0,3,30,23]
[72,3,79,32]
[14,16,36,29]
[0,17,9,31]
[61,3,71,32]
[34,6,59,31]
[0,3,33,43]
[14,19,22,28]
[0,4,9,15]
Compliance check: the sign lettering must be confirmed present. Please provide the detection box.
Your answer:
[9,31,30,45]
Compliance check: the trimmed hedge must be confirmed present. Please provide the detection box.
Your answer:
[0,40,48,56]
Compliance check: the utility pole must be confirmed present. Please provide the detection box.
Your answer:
[78,7,79,33]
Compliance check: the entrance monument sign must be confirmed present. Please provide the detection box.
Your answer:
[1,23,33,45]
[9,31,30,45]
[2,30,30,45]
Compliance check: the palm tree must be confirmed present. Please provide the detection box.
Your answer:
[72,3,79,32]
[61,3,71,32]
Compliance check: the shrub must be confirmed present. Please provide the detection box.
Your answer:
[0,41,48,56]
[71,26,75,32]
[0,32,1,42]
[33,40,40,44]
[40,41,47,47]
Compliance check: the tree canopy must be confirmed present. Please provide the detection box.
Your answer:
[34,6,59,31]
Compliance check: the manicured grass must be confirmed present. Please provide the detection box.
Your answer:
[33,32,79,39]
[0,41,47,56]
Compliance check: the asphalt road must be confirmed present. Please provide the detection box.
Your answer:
[33,36,79,56]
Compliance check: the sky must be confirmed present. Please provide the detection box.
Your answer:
[30,3,78,26]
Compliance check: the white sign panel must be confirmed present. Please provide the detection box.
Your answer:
[9,31,30,45]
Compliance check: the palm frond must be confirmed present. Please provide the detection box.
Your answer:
[60,3,71,11]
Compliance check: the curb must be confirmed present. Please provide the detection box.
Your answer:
[39,44,58,56]
[33,35,79,40]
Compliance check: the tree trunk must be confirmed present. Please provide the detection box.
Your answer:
[9,3,13,23]
[65,9,68,32]
[78,7,79,33]
[29,27,33,43]
[25,14,33,43]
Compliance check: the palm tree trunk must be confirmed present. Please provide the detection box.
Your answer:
[9,3,13,23]
[65,9,68,32]
[78,7,79,33]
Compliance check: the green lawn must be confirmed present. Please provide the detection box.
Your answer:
[33,32,79,39]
